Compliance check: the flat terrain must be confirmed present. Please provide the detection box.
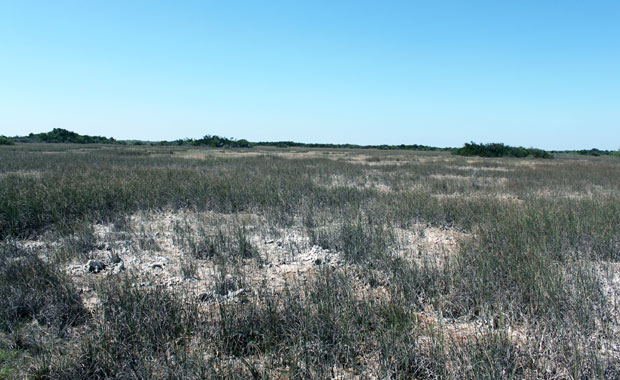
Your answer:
[1,144,619,379]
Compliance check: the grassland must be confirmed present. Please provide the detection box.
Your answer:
[1,143,619,379]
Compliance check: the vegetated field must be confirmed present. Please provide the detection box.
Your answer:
[1,143,619,379]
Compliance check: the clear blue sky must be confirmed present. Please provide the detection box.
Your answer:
[1,1,619,149]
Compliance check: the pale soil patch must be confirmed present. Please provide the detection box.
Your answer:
[430,173,508,186]
[57,210,341,312]
[53,210,478,323]
[432,192,524,203]
[447,165,513,172]
[393,224,470,266]
[336,155,410,166]
[0,170,43,179]
[178,150,270,160]
[15,238,53,251]
[315,174,393,193]
[430,174,470,181]
[13,207,616,376]
[15,209,476,314]
[509,159,548,168]
[535,186,620,200]
[411,156,462,164]
[177,148,420,166]
[178,149,337,161]
[595,261,620,360]
[414,308,529,349]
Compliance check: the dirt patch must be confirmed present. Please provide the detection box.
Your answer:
[61,212,473,303]
[338,155,410,166]
[432,192,523,203]
[447,165,513,172]
[535,186,620,200]
[177,149,421,167]
[430,173,508,185]
[413,308,529,353]
[596,262,620,359]
[393,224,471,266]
[58,210,342,312]
[315,174,393,193]
[0,170,43,179]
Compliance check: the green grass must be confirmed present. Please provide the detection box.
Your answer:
[1,143,619,378]
[0,349,18,379]
[0,241,87,334]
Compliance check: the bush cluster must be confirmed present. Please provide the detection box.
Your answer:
[454,142,552,158]
[13,128,115,144]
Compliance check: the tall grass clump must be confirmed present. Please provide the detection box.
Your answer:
[174,222,259,262]
[0,147,321,238]
[50,275,211,379]
[337,217,393,263]
[445,200,613,376]
[213,266,431,379]
[0,242,87,335]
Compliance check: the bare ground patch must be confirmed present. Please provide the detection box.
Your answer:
[432,192,524,203]
[0,170,43,179]
[314,174,393,193]
[392,224,471,267]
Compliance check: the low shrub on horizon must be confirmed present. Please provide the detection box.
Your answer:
[454,142,553,159]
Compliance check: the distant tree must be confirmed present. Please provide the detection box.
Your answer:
[235,139,251,148]
[454,142,552,159]
[15,128,116,144]
[188,134,251,148]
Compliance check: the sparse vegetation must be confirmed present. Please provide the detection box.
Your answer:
[0,143,618,378]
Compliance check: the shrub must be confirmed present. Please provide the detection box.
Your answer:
[454,142,552,159]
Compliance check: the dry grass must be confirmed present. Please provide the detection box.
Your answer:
[1,143,619,379]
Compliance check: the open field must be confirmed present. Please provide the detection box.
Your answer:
[1,143,619,379]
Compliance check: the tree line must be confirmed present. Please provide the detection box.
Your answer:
[6,129,618,159]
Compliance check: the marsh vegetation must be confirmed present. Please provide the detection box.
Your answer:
[1,143,619,379]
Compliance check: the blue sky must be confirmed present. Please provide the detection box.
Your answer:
[1,1,619,149]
